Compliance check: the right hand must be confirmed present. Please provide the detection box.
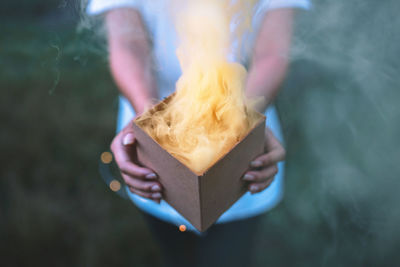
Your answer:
[110,119,163,203]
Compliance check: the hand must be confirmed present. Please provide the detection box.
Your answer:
[110,119,163,203]
[242,128,286,194]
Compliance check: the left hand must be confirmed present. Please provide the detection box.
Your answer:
[243,127,286,194]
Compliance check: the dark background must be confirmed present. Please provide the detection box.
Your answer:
[1,0,399,266]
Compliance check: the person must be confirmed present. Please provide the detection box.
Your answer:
[87,0,310,266]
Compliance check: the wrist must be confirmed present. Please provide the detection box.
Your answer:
[132,97,155,115]
[129,92,158,116]
[121,79,158,116]
[245,89,271,113]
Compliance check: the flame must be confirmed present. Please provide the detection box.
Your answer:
[136,0,261,174]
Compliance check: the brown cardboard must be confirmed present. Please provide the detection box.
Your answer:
[132,94,265,232]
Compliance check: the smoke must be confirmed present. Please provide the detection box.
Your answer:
[136,0,261,174]
[267,0,400,265]
[48,38,62,95]
[76,0,108,57]
[76,0,400,265]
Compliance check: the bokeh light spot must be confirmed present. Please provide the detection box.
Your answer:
[101,151,113,164]
[110,180,121,192]
[179,225,186,232]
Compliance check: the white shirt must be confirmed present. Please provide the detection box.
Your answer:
[88,0,310,96]
[87,0,310,232]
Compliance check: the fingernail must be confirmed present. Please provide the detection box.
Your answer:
[250,185,258,192]
[123,133,135,145]
[146,173,157,179]
[152,192,162,199]
[250,161,262,168]
[243,174,254,181]
[151,184,161,192]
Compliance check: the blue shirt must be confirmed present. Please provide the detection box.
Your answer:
[87,0,310,232]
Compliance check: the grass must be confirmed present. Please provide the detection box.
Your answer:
[1,1,400,266]
[1,19,160,267]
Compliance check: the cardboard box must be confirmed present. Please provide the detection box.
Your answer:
[132,94,265,231]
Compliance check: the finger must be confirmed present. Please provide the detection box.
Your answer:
[111,134,157,179]
[121,173,162,193]
[264,127,284,152]
[243,165,278,182]
[250,128,285,169]
[117,159,157,180]
[110,129,134,152]
[122,132,135,146]
[248,177,275,194]
[250,147,285,168]
[128,186,162,203]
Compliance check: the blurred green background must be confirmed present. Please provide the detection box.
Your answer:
[1,0,399,266]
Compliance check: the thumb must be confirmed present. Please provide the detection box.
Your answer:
[122,132,135,146]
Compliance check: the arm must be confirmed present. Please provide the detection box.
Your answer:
[106,8,158,115]
[243,9,294,193]
[106,9,162,202]
[246,8,295,113]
